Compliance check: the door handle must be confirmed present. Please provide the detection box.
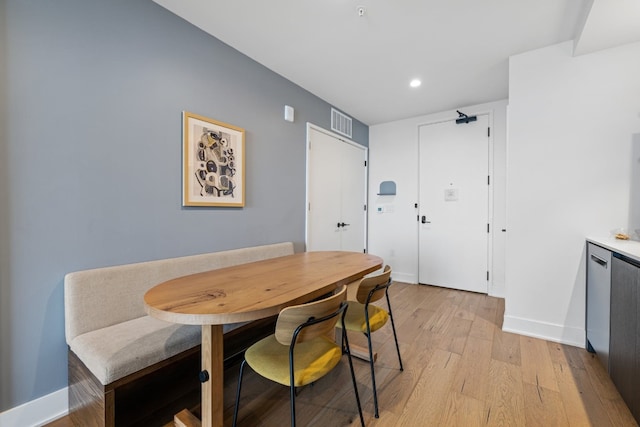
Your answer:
[590,254,608,268]
[421,216,431,224]
[337,222,350,228]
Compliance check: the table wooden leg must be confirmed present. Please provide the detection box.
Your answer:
[201,324,224,427]
[350,343,378,362]
[335,329,377,363]
[174,408,202,427]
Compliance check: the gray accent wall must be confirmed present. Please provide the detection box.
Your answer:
[0,0,368,410]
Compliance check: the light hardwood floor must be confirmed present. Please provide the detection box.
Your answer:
[49,282,638,426]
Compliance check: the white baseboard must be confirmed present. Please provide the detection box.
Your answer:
[503,314,585,347]
[393,274,505,299]
[392,272,417,284]
[0,387,68,427]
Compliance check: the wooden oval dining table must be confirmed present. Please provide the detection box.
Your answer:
[144,250,383,427]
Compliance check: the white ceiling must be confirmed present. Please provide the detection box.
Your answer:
[153,0,640,126]
[574,0,640,56]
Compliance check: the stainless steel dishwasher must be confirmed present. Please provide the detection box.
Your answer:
[586,242,612,370]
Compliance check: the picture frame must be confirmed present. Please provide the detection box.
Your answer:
[182,111,245,207]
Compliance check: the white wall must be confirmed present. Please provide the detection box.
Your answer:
[631,133,640,234]
[505,40,640,346]
[368,100,508,297]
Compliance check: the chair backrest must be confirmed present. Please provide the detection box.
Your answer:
[356,265,392,305]
[275,285,347,345]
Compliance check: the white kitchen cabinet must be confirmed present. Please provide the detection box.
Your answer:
[586,242,612,369]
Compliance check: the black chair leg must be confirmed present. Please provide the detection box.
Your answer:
[344,330,366,427]
[365,332,380,418]
[233,359,248,427]
[289,384,297,426]
[386,293,404,371]
[289,373,297,426]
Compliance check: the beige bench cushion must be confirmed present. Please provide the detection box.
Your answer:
[69,316,245,385]
[69,316,200,385]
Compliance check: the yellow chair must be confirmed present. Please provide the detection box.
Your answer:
[232,284,365,427]
[337,265,403,418]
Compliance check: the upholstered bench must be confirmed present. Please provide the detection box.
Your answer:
[64,242,294,427]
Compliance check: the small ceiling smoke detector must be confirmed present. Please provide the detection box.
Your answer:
[357,6,366,17]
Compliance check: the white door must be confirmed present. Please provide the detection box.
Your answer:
[306,126,367,252]
[418,115,489,293]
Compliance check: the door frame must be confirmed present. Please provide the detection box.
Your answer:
[305,122,369,252]
[416,110,495,293]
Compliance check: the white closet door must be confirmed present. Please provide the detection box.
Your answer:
[306,126,367,252]
[339,139,367,252]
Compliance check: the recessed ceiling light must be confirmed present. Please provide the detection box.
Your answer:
[410,79,422,88]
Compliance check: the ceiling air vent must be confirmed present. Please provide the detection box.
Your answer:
[331,108,353,138]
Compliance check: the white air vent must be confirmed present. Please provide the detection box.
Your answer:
[331,108,353,138]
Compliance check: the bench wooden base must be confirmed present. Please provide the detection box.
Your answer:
[68,317,276,427]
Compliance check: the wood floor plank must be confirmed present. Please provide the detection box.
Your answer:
[452,335,493,402]
[438,315,473,355]
[422,300,456,334]
[454,291,481,321]
[520,335,560,392]
[522,382,569,427]
[389,282,430,324]
[438,391,487,427]
[301,364,373,427]
[491,328,522,366]
[370,326,434,417]
[469,312,497,341]
[579,350,639,426]
[486,359,525,426]
[475,293,499,321]
[550,351,613,427]
[495,297,505,328]
[546,340,586,370]
[398,307,437,344]
[396,348,461,426]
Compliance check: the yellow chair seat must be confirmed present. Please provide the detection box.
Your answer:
[245,334,342,387]
[337,300,389,333]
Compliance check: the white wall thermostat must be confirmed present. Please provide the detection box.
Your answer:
[284,105,294,122]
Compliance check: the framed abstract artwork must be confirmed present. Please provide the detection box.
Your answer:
[182,111,245,207]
